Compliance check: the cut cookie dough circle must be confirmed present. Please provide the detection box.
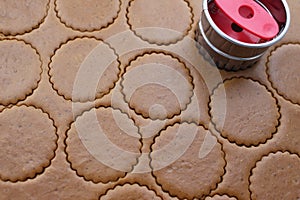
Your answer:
[100,184,162,200]
[151,123,225,199]
[267,44,300,105]
[121,53,194,120]
[204,195,238,200]
[0,40,42,106]
[210,78,280,146]
[66,107,141,183]
[0,0,49,35]
[55,0,121,31]
[0,106,57,182]
[49,38,120,102]
[127,0,193,45]
[250,152,300,200]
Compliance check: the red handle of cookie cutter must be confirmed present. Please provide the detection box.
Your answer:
[215,0,279,40]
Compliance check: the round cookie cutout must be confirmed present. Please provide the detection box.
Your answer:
[250,152,300,200]
[66,107,141,183]
[55,0,121,31]
[267,44,300,105]
[210,78,280,147]
[0,0,49,35]
[49,37,120,102]
[127,0,193,45]
[100,184,162,200]
[205,195,238,200]
[151,123,225,199]
[121,53,194,120]
[0,40,42,106]
[0,105,57,182]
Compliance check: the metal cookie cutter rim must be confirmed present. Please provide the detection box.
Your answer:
[198,17,265,61]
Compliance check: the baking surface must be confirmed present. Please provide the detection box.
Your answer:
[0,0,299,199]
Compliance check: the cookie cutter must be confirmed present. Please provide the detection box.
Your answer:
[196,0,290,71]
